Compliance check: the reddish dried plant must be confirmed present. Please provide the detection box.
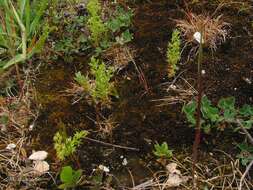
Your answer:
[176,13,229,50]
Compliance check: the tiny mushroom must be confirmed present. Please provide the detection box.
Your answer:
[28,151,48,161]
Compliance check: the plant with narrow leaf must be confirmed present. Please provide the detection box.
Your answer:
[87,0,107,47]
[54,130,88,161]
[153,142,173,159]
[167,29,181,78]
[0,0,51,70]
[58,166,82,189]
[74,57,118,105]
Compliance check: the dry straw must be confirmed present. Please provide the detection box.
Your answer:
[176,12,229,50]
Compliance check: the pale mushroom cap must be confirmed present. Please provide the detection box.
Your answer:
[28,151,48,161]
[33,161,50,174]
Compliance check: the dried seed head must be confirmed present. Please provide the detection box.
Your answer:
[176,13,229,50]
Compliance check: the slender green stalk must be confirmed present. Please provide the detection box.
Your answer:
[192,29,204,189]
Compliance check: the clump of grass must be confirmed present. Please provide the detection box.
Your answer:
[166,29,181,78]
[0,0,51,70]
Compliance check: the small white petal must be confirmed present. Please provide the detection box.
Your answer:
[99,165,110,173]
[6,143,16,150]
[29,124,34,131]
[29,151,48,161]
[122,158,128,166]
[193,32,204,44]
[201,70,206,75]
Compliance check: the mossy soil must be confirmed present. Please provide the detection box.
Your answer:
[32,1,253,188]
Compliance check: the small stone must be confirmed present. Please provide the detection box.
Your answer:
[169,84,177,90]
[6,143,16,150]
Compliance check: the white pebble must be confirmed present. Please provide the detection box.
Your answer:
[6,143,16,150]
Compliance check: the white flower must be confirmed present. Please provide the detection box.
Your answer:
[193,32,204,44]
[98,165,110,173]
[122,158,128,166]
[6,143,16,150]
[29,151,48,161]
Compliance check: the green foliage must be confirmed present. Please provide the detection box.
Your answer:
[74,71,91,92]
[153,142,173,159]
[236,143,253,166]
[167,29,181,78]
[89,57,117,103]
[75,57,117,105]
[87,0,107,47]
[53,130,88,161]
[183,96,253,133]
[0,0,51,69]
[53,12,90,62]
[58,166,82,189]
[116,29,134,45]
[218,97,236,121]
[106,6,133,33]
[182,100,197,126]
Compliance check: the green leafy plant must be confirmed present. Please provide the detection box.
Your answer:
[75,57,118,105]
[87,0,107,47]
[237,143,253,166]
[106,6,133,33]
[74,71,91,92]
[0,0,51,70]
[89,57,117,103]
[183,96,253,134]
[167,29,181,78]
[153,142,173,159]
[54,130,88,161]
[58,166,82,189]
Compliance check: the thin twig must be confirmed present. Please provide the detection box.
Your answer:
[84,137,140,151]
[236,119,253,145]
[239,160,253,190]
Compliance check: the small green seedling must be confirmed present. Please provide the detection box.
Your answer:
[54,130,88,161]
[167,29,181,78]
[87,0,107,47]
[58,166,82,189]
[153,142,173,159]
[75,57,118,106]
